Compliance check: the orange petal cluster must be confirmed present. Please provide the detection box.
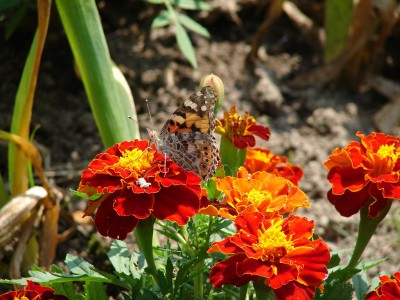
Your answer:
[324,132,400,217]
[208,212,330,299]
[365,272,400,299]
[200,167,309,220]
[245,147,303,185]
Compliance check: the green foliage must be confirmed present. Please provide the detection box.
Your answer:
[324,0,353,62]
[146,0,211,68]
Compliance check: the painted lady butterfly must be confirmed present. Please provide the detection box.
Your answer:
[148,86,220,180]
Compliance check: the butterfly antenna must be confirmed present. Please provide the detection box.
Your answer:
[146,99,154,127]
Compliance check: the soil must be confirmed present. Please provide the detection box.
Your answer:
[1,0,400,287]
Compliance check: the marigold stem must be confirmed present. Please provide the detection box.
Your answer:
[347,198,393,268]
[135,216,158,283]
[220,136,246,176]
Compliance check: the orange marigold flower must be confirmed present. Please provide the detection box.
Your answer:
[216,106,270,149]
[365,272,400,299]
[208,212,330,300]
[200,167,309,220]
[244,147,303,185]
[78,140,202,240]
[324,132,400,218]
[0,280,67,300]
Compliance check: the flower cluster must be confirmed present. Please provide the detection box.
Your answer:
[200,167,308,220]
[324,132,400,218]
[78,140,202,240]
[0,280,67,300]
[216,106,270,148]
[365,272,400,299]
[208,213,330,298]
[244,147,303,185]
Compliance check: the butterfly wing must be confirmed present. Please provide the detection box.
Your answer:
[157,86,220,180]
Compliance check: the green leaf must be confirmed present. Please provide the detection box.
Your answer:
[55,0,139,147]
[108,240,131,275]
[177,13,210,38]
[151,10,170,28]
[130,251,147,279]
[324,0,353,62]
[353,272,368,300]
[84,281,108,300]
[5,1,28,39]
[65,254,106,278]
[0,0,21,11]
[144,0,164,4]
[174,21,197,68]
[172,0,211,10]
[69,189,103,200]
[165,258,173,292]
[318,282,353,300]
[327,252,341,268]
[156,269,169,295]
[360,257,387,270]
[52,281,83,300]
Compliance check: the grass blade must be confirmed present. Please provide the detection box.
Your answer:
[55,0,139,148]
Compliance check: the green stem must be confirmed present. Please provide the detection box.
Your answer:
[253,278,275,300]
[135,216,158,283]
[220,136,246,176]
[347,198,393,268]
[239,283,249,300]
[193,260,204,299]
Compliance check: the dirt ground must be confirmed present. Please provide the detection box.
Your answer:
[1,0,399,282]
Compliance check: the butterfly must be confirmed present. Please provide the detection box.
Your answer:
[148,86,220,180]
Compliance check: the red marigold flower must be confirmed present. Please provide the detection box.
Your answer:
[216,106,270,149]
[78,140,202,240]
[244,147,303,185]
[365,272,400,299]
[324,132,400,218]
[199,167,309,220]
[208,212,330,300]
[0,280,67,300]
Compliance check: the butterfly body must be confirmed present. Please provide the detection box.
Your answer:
[148,86,220,180]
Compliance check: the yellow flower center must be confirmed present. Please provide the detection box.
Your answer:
[252,150,273,163]
[116,148,154,174]
[377,144,400,163]
[247,189,272,207]
[252,220,294,261]
[21,296,29,300]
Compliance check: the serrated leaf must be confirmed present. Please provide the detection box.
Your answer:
[84,281,108,300]
[360,257,387,270]
[320,282,353,300]
[70,189,102,200]
[177,13,210,38]
[65,254,106,278]
[108,240,131,275]
[353,272,368,300]
[327,252,341,268]
[151,10,171,28]
[172,0,211,10]
[174,21,197,68]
